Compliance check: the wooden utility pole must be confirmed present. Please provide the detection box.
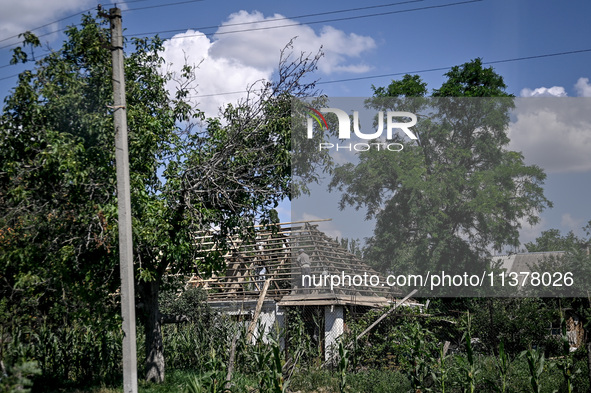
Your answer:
[109,7,138,393]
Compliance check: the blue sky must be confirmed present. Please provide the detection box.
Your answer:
[1,0,590,248]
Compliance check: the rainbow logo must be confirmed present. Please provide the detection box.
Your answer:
[305,106,329,130]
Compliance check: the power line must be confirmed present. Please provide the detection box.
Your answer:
[1,1,590,90]
[3,45,591,87]
[132,0,424,37]
[136,0,482,40]
[0,0,152,44]
[0,49,53,71]
[0,0,474,71]
[0,0,196,51]
[319,48,591,84]
[124,0,204,12]
[0,6,96,45]
[187,48,591,97]
[0,72,20,82]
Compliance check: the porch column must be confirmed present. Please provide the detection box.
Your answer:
[324,305,344,361]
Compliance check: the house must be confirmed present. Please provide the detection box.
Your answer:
[492,251,566,275]
[186,220,404,360]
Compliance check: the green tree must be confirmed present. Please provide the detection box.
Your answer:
[524,228,585,253]
[330,59,552,291]
[524,225,591,392]
[0,13,320,384]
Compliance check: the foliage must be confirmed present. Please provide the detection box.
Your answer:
[159,283,212,324]
[336,238,364,259]
[524,229,585,253]
[340,369,413,393]
[329,59,552,285]
[246,338,288,393]
[488,339,511,393]
[523,225,591,296]
[345,304,460,372]
[1,10,322,384]
[284,307,323,367]
[337,342,350,393]
[289,368,412,393]
[161,318,233,372]
[555,315,580,393]
[2,303,583,393]
[521,348,545,393]
[0,360,40,393]
[372,74,427,98]
[0,322,122,390]
[402,321,438,391]
[185,349,231,393]
[431,342,452,393]
[457,313,479,393]
[470,298,558,355]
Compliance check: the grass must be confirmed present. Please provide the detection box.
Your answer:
[38,354,590,393]
[54,370,259,393]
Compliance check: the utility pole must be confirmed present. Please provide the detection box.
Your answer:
[109,7,138,393]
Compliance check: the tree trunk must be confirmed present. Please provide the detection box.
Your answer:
[587,340,591,392]
[142,280,165,383]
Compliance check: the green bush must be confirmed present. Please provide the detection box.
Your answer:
[347,369,411,393]
[0,360,40,393]
[1,322,122,391]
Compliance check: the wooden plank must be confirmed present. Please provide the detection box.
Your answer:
[353,289,418,343]
[246,277,272,342]
[322,289,418,368]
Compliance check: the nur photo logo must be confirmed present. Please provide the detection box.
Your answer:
[305,106,418,151]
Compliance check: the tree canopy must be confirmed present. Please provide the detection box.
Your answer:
[0,12,320,383]
[329,59,552,290]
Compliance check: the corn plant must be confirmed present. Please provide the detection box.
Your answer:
[269,340,289,393]
[284,308,317,368]
[493,339,511,393]
[457,313,478,393]
[431,342,450,393]
[248,337,288,393]
[521,347,544,393]
[401,321,436,392]
[185,348,232,393]
[337,341,350,393]
[556,315,579,393]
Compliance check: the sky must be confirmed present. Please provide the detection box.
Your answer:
[1,0,590,250]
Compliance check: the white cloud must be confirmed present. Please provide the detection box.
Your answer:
[521,77,591,98]
[209,11,375,75]
[161,30,270,118]
[560,213,584,234]
[160,10,375,118]
[575,77,591,97]
[301,213,342,240]
[508,99,591,173]
[520,86,567,97]
[0,0,125,45]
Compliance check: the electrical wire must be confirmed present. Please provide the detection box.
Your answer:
[124,0,204,12]
[132,0,424,36]
[136,0,482,40]
[0,0,476,72]
[1,0,590,92]
[187,48,591,97]
[3,44,591,86]
[0,0,193,50]
[0,0,152,44]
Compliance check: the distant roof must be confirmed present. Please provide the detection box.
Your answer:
[492,251,565,274]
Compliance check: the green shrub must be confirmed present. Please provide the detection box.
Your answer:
[0,360,40,393]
